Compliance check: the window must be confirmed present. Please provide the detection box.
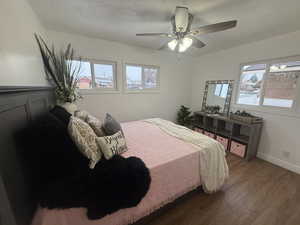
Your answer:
[94,63,115,88]
[237,60,300,108]
[125,64,159,91]
[71,60,117,90]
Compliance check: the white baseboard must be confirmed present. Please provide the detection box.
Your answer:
[257,152,300,174]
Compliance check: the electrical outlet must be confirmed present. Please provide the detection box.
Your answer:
[282,151,290,159]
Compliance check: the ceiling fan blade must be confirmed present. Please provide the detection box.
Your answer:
[190,20,237,36]
[189,36,206,48]
[159,40,172,50]
[136,33,173,38]
[159,43,168,50]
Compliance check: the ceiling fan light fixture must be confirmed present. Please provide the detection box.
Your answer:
[178,37,193,52]
[168,39,178,51]
[175,6,189,32]
[136,6,237,53]
[280,65,287,69]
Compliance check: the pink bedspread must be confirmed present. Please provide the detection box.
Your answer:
[32,121,201,225]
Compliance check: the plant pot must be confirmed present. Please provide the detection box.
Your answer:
[57,102,78,115]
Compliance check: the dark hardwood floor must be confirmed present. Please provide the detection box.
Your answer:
[143,154,300,225]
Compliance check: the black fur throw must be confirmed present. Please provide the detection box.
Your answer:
[40,155,151,220]
[18,109,151,220]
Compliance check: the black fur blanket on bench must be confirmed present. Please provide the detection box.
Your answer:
[18,107,151,220]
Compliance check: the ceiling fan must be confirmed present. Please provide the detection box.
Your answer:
[136,6,237,53]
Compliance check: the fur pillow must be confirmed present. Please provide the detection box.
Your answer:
[86,115,105,137]
[102,113,123,135]
[50,106,72,127]
[96,131,127,160]
[68,117,102,169]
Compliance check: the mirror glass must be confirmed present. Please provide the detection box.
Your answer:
[202,80,234,115]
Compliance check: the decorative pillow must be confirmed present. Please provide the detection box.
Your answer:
[96,131,127,160]
[74,110,89,122]
[68,116,102,169]
[102,113,123,135]
[86,114,105,137]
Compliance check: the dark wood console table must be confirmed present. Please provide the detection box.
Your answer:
[193,111,263,161]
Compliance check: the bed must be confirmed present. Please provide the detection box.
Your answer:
[0,87,227,225]
[31,120,201,225]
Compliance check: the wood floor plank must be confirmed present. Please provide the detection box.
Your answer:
[145,155,300,225]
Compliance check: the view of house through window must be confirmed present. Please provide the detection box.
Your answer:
[237,61,299,108]
[237,64,266,105]
[94,63,115,88]
[125,64,159,91]
[71,60,116,90]
[71,60,93,89]
[126,65,142,89]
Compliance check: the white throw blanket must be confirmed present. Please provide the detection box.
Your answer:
[144,118,229,193]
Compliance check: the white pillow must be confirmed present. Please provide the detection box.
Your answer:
[86,114,105,137]
[68,116,102,169]
[74,110,89,121]
[96,131,127,160]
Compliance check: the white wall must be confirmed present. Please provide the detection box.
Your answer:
[0,0,49,86]
[191,30,300,173]
[47,30,195,122]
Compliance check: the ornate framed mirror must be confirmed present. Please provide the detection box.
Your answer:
[201,80,234,115]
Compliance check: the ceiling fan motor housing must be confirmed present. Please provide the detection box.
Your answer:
[175,6,189,33]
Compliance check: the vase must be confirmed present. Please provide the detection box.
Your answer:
[57,101,78,115]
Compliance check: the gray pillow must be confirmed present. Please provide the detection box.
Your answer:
[102,113,123,135]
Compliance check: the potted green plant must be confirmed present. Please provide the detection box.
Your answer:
[177,105,193,127]
[35,34,82,113]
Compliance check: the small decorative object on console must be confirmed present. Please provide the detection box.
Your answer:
[204,105,221,114]
[230,110,263,124]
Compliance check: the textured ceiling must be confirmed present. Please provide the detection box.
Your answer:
[27,0,300,56]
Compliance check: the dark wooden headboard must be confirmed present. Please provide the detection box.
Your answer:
[0,86,55,225]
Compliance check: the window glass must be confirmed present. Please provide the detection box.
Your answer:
[263,72,299,108]
[237,64,266,105]
[71,60,92,89]
[94,63,115,88]
[144,67,158,89]
[270,61,300,72]
[126,65,142,90]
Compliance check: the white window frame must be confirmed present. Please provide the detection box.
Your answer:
[77,58,119,94]
[123,63,160,93]
[235,55,300,113]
